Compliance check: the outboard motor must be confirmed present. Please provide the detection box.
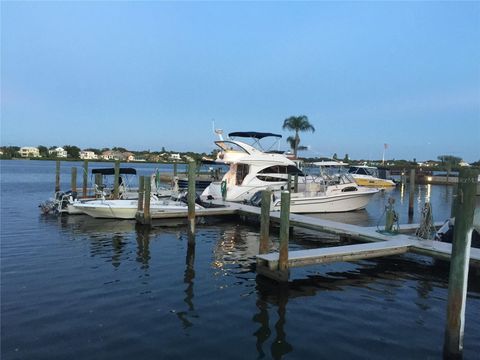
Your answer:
[249,191,263,207]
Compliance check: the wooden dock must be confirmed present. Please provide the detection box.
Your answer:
[136,200,480,270]
[257,238,412,270]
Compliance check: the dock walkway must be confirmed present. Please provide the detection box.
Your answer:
[142,201,480,270]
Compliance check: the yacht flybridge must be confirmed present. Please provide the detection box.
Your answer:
[202,131,303,202]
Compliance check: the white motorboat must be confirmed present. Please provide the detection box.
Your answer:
[270,173,379,213]
[201,131,303,202]
[40,167,174,215]
[73,197,203,219]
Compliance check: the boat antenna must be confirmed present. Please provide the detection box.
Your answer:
[212,119,224,140]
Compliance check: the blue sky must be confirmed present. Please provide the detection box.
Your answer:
[1,1,479,162]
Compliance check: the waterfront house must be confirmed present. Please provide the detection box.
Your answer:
[123,152,135,162]
[169,153,181,161]
[48,147,68,158]
[101,151,115,160]
[19,147,40,158]
[80,150,98,160]
[101,150,124,161]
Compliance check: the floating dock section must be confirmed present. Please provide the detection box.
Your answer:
[137,201,480,271]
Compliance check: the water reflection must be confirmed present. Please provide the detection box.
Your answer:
[135,225,151,269]
[212,224,260,274]
[176,242,196,329]
[36,213,480,359]
[400,183,405,204]
[254,278,293,359]
[250,252,480,359]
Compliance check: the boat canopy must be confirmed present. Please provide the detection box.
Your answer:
[92,168,137,175]
[228,131,282,139]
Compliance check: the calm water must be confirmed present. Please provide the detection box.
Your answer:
[1,160,479,359]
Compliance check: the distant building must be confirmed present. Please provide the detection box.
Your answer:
[80,150,98,160]
[101,150,124,161]
[170,153,181,161]
[459,160,471,167]
[101,151,115,160]
[123,152,135,162]
[49,147,68,158]
[19,147,40,158]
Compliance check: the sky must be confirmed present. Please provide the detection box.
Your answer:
[1,1,479,162]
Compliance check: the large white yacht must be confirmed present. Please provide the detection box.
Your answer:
[201,131,303,202]
[201,133,379,214]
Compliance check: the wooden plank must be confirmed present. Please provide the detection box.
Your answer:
[257,238,413,270]
[365,222,445,233]
[411,239,480,266]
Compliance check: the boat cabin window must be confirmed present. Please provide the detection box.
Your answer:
[256,175,287,182]
[258,165,303,176]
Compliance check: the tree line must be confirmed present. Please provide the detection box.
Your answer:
[1,115,478,168]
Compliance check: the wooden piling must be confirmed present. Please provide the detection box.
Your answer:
[187,161,196,241]
[71,167,77,193]
[259,190,272,254]
[82,160,88,198]
[137,176,145,212]
[408,169,415,218]
[443,168,479,358]
[287,174,292,191]
[143,176,151,225]
[113,160,120,199]
[55,160,60,192]
[278,191,291,276]
[173,162,178,177]
[294,174,298,193]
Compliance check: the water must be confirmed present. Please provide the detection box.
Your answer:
[1,160,479,359]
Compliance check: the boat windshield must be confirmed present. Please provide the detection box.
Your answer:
[215,141,250,154]
[325,173,356,185]
[349,167,377,176]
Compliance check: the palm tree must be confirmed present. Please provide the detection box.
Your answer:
[282,115,315,157]
[286,136,308,153]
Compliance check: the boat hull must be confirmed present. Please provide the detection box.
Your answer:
[273,190,378,213]
[73,200,193,219]
[352,177,396,187]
